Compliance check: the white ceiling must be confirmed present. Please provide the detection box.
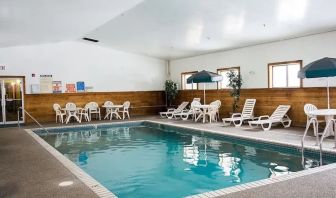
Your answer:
[0,0,143,47]
[2,0,336,60]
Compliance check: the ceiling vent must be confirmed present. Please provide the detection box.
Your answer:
[82,37,99,42]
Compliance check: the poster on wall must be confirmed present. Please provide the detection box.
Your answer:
[40,75,53,93]
[65,83,76,93]
[76,81,85,92]
[52,81,62,93]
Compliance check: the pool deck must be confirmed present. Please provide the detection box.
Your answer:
[2,115,336,197]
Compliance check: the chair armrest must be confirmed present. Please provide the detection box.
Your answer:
[258,115,270,120]
[231,113,242,118]
[167,108,175,112]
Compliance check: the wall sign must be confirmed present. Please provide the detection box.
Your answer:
[40,75,53,93]
[52,81,62,93]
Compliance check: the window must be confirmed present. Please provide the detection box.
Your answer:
[268,60,302,88]
[181,71,198,90]
[217,67,240,89]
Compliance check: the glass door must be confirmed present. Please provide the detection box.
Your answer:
[1,78,24,124]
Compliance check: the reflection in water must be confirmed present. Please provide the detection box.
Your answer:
[218,153,242,183]
[183,136,207,167]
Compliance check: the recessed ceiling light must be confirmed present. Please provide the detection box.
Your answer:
[82,37,99,42]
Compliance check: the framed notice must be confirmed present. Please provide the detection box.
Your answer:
[76,81,85,92]
[65,83,76,93]
[40,75,53,93]
[52,81,62,93]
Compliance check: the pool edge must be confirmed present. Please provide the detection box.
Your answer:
[27,119,336,198]
[25,128,118,198]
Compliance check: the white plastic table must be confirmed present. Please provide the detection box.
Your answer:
[103,105,123,120]
[62,107,82,124]
[310,109,336,137]
[194,104,211,123]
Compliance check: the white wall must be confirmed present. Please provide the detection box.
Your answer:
[0,41,167,93]
[170,31,336,89]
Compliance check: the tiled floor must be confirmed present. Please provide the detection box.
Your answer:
[2,115,336,198]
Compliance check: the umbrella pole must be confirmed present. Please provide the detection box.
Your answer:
[204,83,206,104]
[327,78,330,109]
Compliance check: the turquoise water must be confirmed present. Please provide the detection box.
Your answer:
[40,123,333,198]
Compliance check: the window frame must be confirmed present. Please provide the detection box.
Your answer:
[181,71,198,90]
[268,60,303,88]
[216,66,241,90]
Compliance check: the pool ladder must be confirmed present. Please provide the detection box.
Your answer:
[17,107,50,134]
[301,117,336,166]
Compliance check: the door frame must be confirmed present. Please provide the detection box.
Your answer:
[0,76,25,125]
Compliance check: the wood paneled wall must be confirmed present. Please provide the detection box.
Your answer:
[174,88,335,127]
[24,91,165,123]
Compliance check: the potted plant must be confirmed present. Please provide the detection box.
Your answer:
[227,70,243,112]
[164,80,178,107]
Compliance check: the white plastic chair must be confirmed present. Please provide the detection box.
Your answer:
[223,99,256,127]
[119,101,130,120]
[248,105,291,131]
[53,103,66,123]
[159,102,189,119]
[174,101,202,121]
[209,100,221,121]
[103,101,113,119]
[88,102,101,120]
[204,104,219,123]
[65,102,81,124]
[304,104,324,145]
[78,103,90,122]
[193,98,201,102]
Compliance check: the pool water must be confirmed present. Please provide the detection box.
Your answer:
[39,123,333,198]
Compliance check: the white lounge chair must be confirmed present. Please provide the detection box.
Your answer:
[119,101,131,119]
[222,99,256,127]
[248,105,291,131]
[174,101,202,121]
[160,101,189,119]
[53,103,66,123]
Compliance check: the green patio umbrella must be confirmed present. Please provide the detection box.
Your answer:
[298,57,336,109]
[187,70,223,104]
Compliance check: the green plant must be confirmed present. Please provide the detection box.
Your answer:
[165,80,178,107]
[227,70,243,112]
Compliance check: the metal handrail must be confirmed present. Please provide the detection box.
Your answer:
[301,117,319,166]
[17,107,49,134]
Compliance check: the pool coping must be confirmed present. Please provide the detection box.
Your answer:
[26,120,336,198]
[25,129,118,198]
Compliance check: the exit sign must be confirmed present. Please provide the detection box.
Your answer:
[0,65,5,70]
